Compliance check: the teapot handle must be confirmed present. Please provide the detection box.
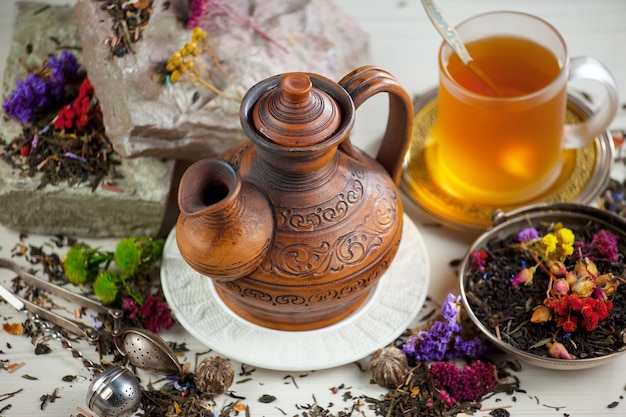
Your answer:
[338,66,414,186]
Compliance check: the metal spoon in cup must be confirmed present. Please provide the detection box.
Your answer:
[421,0,501,96]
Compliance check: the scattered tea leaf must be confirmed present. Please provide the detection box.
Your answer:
[488,409,511,417]
[39,388,61,410]
[21,374,38,380]
[34,343,51,355]
[258,394,277,403]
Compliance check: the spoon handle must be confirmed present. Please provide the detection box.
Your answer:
[421,0,472,65]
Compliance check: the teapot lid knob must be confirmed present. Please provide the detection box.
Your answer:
[252,73,342,147]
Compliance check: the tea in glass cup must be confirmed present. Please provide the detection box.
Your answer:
[425,11,618,205]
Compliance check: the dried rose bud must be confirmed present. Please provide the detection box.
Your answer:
[596,273,620,297]
[565,271,578,285]
[547,342,574,360]
[552,279,570,295]
[575,258,598,279]
[571,279,595,298]
[368,346,410,389]
[530,305,552,323]
[194,356,235,396]
[548,260,567,277]
[512,266,536,288]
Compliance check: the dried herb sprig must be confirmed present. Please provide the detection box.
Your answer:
[164,27,242,102]
[95,0,154,58]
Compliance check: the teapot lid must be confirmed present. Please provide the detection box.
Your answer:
[251,73,342,147]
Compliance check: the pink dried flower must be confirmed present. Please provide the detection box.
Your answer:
[186,0,288,53]
[512,266,536,288]
[122,295,175,333]
[122,297,141,320]
[547,342,574,360]
[428,360,496,406]
[470,249,488,272]
[140,295,175,333]
[590,229,620,262]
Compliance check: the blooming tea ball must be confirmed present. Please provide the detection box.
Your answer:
[194,356,235,395]
[368,346,410,389]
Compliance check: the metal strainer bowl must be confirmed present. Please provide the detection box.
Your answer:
[116,328,182,376]
[87,367,142,417]
[459,202,626,370]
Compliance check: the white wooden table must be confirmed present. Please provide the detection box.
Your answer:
[1,1,626,416]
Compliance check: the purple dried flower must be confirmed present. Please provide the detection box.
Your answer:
[402,293,489,361]
[517,227,539,243]
[590,229,619,262]
[46,51,80,85]
[2,51,81,124]
[441,293,460,321]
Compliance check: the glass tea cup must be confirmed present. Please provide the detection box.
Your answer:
[424,11,618,206]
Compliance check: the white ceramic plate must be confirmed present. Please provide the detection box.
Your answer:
[160,214,430,371]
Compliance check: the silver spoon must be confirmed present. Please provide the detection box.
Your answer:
[421,0,501,96]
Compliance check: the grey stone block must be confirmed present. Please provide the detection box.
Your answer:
[0,2,174,237]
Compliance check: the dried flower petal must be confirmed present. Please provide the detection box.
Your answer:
[530,305,552,323]
[2,322,25,335]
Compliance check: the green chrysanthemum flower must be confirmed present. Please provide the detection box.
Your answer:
[114,236,164,276]
[63,244,104,285]
[93,271,122,305]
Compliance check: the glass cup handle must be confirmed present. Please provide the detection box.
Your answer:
[563,56,619,149]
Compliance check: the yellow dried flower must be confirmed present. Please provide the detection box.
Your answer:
[541,233,557,255]
[163,27,241,101]
[192,27,207,43]
[556,227,575,256]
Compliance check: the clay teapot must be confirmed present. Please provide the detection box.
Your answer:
[176,66,414,331]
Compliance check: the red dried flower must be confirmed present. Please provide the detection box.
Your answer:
[470,249,489,272]
[54,78,100,132]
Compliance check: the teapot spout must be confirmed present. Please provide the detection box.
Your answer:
[176,158,274,280]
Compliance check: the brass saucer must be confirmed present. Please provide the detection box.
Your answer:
[400,88,614,231]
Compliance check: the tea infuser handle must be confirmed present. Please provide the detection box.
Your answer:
[32,316,102,374]
[339,66,414,185]
[562,56,619,149]
[0,257,124,336]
